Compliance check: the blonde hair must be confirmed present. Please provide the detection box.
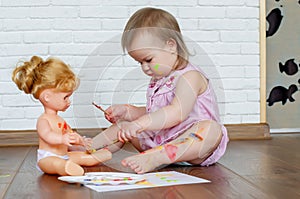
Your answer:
[122,7,189,69]
[12,56,79,99]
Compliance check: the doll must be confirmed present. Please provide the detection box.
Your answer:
[12,56,112,176]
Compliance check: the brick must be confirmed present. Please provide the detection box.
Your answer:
[0,32,22,44]
[80,6,128,18]
[53,19,101,30]
[1,0,50,6]
[24,31,73,43]
[3,19,51,31]
[179,7,226,18]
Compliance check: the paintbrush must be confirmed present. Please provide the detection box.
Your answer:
[86,139,121,154]
[98,139,121,150]
[92,101,109,115]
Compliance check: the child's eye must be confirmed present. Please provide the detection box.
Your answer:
[145,58,152,63]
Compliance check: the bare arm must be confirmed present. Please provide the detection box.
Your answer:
[105,104,146,123]
[135,70,207,131]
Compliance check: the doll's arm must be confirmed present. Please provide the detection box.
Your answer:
[135,70,207,131]
[37,118,73,146]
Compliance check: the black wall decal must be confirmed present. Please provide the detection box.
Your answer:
[266,8,283,37]
[279,58,299,76]
[267,84,298,106]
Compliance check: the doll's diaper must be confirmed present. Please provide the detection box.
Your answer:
[36,149,69,171]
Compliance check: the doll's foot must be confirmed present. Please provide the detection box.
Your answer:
[91,149,112,163]
[65,160,84,176]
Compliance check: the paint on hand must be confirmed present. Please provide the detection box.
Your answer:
[164,144,178,162]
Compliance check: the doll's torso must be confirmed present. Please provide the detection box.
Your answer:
[37,113,70,156]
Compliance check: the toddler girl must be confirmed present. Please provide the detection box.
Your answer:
[91,7,229,174]
[12,56,111,176]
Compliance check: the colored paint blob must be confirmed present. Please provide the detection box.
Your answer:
[164,144,178,162]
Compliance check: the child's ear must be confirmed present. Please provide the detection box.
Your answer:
[166,38,177,53]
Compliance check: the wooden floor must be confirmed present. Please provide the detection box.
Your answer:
[1,133,299,199]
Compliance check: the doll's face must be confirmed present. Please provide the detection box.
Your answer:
[41,89,73,112]
[127,32,178,80]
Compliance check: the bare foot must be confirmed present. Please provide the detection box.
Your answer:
[91,149,112,163]
[65,160,84,176]
[121,150,167,174]
[122,138,195,173]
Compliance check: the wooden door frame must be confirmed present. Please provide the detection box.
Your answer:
[260,0,267,123]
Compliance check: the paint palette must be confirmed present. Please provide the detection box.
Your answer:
[58,172,145,185]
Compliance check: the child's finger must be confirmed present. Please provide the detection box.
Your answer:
[117,130,125,143]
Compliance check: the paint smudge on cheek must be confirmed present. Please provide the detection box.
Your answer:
[153,63,164,75]
[164,144,178,162]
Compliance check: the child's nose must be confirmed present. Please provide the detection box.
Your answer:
[142,63,149,70]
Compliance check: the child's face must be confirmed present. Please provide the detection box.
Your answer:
[44,89,73,112]
[128,33,178,80]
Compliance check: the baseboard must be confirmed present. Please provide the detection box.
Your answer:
[225,123,270,140]
[0,123,270,146]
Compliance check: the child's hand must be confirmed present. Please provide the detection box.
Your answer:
[105,104,129,123]
[117,121,142,142]
[83,137,93,150]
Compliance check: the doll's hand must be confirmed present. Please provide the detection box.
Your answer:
[61,131,83,146]
[61,133,74,146]
[105,104,130,123]
[117,121,142,142]
[71,131,86,146]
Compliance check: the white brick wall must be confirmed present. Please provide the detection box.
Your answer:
[0,0,261,130]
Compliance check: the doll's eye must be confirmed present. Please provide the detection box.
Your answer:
[64,95,70,100]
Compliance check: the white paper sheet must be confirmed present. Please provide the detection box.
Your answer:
[59,171,210,192]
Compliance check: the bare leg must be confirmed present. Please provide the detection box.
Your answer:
[68,149,112,166]
[38,156,84,176]
[91,124,124,152]
[121,120,222,174]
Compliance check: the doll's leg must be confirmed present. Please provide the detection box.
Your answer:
[68,149,112,166]
[121,120,222,174]
[91,124,124,152]
[38,156,84,176]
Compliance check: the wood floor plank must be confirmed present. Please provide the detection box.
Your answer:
[247,172,300,199]
[0,147,30,171]
[219,139,300,176]
[0,146,31,199]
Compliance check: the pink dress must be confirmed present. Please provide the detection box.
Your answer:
[137,63,229,166]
